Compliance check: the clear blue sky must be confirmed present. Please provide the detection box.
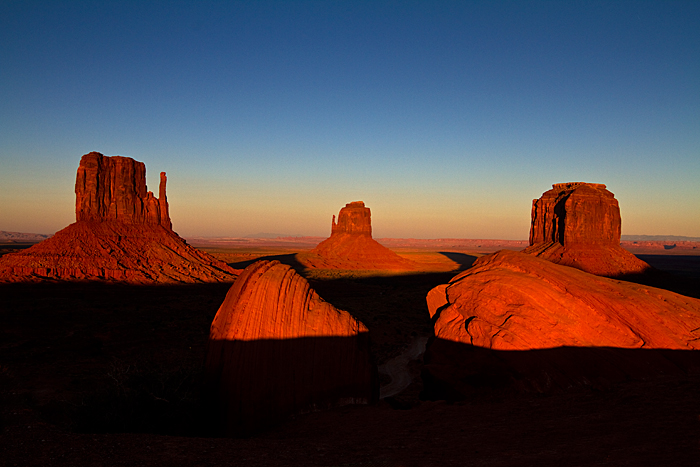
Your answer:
[1,1,698,239]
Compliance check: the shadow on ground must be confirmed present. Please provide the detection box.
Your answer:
[438,251,478,270]
[225,253,304,271]
[616,254,700,298]
[3,250,700,466]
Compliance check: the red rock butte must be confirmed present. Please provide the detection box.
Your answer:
[205,260,377,434]
[75,152,172,228]
[522,182,651,277]
[0,152,238,283]
[423,250,700,397]
[301,201,415,270]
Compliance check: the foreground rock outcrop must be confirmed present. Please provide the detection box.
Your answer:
[423,250,700,398]
[0,152,237,283]
[206,260,377,434]
[300,201,415,270]
[522,182,650,277]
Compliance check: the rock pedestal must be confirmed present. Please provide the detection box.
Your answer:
[205,260,377,434]
[523,182,650,277]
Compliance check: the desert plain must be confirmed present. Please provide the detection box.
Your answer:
[2,234,700,466]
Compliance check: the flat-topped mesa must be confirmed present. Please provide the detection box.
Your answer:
[523,182,650,277]
[331,201,372,236]
[529,182,619,247]
[75,152,172,229]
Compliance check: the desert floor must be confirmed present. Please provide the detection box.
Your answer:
[1,241,699,466]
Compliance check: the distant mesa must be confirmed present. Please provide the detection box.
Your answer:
[205,260,377,434]
[0,152,238,283]
[423,249,700,399]
[300,201,416,270]
[522,182,651,277]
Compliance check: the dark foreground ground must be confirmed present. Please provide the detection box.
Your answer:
[1,248,700,466]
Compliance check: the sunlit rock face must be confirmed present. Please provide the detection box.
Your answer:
[205,260,377,434]
[302,201,415,270]
[331,201,373,236]
[522,182,650,277]
[75,152,172,228]
[0,152,237,283]
[423,250,700,398]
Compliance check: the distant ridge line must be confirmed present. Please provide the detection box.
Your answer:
[621,235,700,242]
[5,231,700,244]
[0,231,52,242]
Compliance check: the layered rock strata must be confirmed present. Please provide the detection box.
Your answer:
[206,260,377,434]
[423,250,700,398]
[522,182,650,277]
[302,201,415,270]
[0,152,237,283]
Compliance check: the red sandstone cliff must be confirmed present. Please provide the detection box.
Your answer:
[301,202,415,270]
[205,260,377,434]
[0,152,237,283]
[522,182,650,277]
[75,152,172,228]
[423,250,700,398]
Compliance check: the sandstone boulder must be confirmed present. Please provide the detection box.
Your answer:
[522,182,651,277]
[423,250,700,398]
[205,260,377,434]
[300,202,415,270]
[0,152,238,283]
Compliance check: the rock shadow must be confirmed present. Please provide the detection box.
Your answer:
[205,336,378,436]
[421,338,700,402]
[0,280,234,437]
[614,254,700,299]
[438,251,478,270]
[226,253,305,273]
[303,271,457,372]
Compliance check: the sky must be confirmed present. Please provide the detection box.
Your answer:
[1,1,698,240]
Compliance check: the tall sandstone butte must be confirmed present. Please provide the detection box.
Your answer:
[205,260,377,434]
[423,250,700,399]
[301,201,415,270]
[522,182,650,277]
[75,152,172,227]
[0,152,237,283]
